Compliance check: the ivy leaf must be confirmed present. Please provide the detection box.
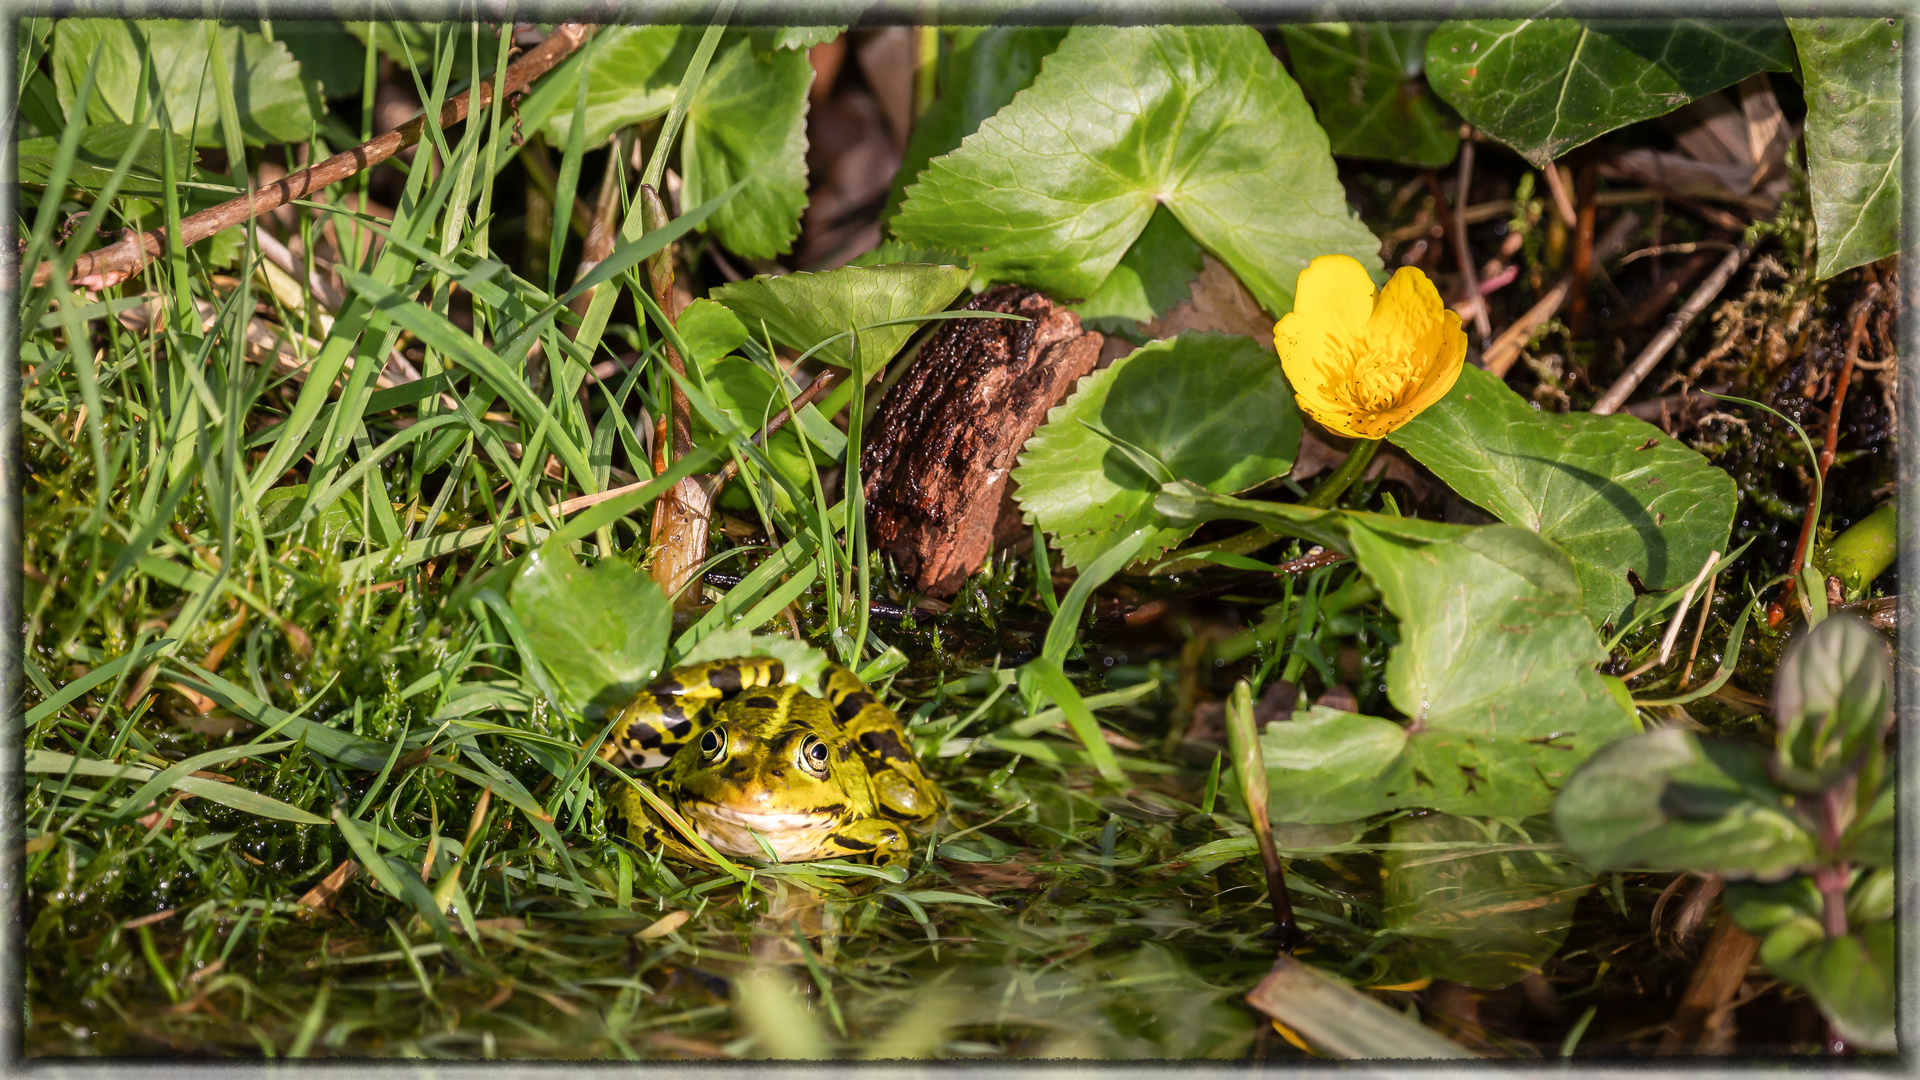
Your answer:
[709,263,971,374]
[1069,205,1207,329]
[1553,728,1821,881]
[1281,23,1460,167]
[1389,365,1736,628]
[683,35,812,258]
[1788,17,1906,279]
[1012,333,1300,569]
[1382,815,1590,989]
[510,544,672,717]
[1259,523,1636,823]
[891,24,1382,316]
[883,26,1068,221]
[1424,17,1793,167]
[52,20,317,148]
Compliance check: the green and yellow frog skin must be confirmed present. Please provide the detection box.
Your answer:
[596,658,943,869]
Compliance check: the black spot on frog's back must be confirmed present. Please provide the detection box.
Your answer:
[708,665,743,694]
[744,696,780,710]
[834,692,876,725]
[858,729,912,764]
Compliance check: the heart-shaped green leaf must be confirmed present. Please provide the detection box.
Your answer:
[1553,728,1820,881]
[1013,333,1301,569]
[1282,23,1460,167]
[1788,17,1906,279]
[1390,365,1736,628]
[709,262,971,374]
[53,20,318,148]
[891,24,1382,315]
[1423,19,1792,167]
[510,544,672,717]
[1773,614,1892,793]
[682,34,812,258]
[1383,814,1591,989]
[1259,523,1636,823]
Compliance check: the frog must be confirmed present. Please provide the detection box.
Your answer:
[595,657,944,870]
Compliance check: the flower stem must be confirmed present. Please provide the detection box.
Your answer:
[1302,438,1381,509]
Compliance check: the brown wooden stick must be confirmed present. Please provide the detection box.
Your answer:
[42,24,595,291]
[1658,911,1759,1053]
[713,367,843,487]
[1452,131,1490,339]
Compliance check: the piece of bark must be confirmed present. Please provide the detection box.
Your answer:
[863,285,1103,596]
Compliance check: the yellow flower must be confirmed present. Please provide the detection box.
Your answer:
[1273,255,1467,439]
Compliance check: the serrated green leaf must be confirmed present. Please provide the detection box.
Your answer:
[892,24,1382,315]
[509,543,672,716]
[1389,365,1737,628]
[1553,728,1820,880]
[1259,523,1636,823]
[683,35,812,258]
[1424,18,1792,167]
[1789,17,1905,279]
[709,263,971,373]
[1069,205,1206,328]
[1282,23,1460,167]
[539,25,688,147]
[52,20,317,148]
[883,25,1068,221]
[747,25,848,56]
[1012,333,1300,569]
[1383,815,1590,989]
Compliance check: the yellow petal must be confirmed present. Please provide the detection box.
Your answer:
[1366,266,1450,369]
[1275,255,1379,439]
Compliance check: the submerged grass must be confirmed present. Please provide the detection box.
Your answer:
[17,20,1845,1061]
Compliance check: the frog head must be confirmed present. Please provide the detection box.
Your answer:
[661,686,874,861]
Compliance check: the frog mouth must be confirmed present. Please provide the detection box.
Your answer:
[681,800,842,861]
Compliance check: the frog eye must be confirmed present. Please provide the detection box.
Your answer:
[698,727,726,760]
[797,734,830,778]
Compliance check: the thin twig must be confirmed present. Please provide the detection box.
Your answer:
[41,24,595,290]
[1542,162,1578,227]
[1590,243,1752,416]
[1618,241,1738,268]
[1622,549,1720,681]
[1452,131,1490,339]
[1679,570,1718,691]
[1784,275,1880,590]
[1567,160,1597,339]
[713,368,844,487]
